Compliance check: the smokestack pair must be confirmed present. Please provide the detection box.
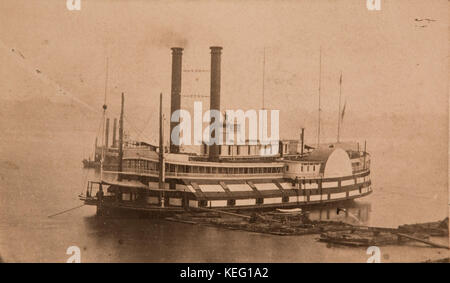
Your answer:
[104,118,118,149]
[169,46,223,159]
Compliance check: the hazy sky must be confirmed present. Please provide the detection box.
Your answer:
[0,0,447,140]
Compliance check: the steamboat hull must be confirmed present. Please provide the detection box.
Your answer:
[81,168,372,215]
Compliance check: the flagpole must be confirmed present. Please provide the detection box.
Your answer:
[158,93,165,208]
[262,47,266,110]
[337,71,342,143]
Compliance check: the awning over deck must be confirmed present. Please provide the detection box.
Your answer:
[102,179,149,189]
[184,179,297,200]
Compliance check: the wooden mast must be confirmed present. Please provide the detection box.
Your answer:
[100,104,107,181]
[118,92,124,181]
[100,57,109,182]
[158,93,166,207]
[317,47,322,149]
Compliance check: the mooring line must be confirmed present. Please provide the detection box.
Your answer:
[47,204,86,218]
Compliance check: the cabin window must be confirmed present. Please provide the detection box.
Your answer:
[313,165,315,171]
[301,166,304,172]
[228,146,231,156]
[199,200,208,207]
[256,198,264,205]
[227,199,236,206]
[307,165,310,171]
[286,166,289,172]
[282,196,289,203]
[237,146,240,155]
[248,146,251,155]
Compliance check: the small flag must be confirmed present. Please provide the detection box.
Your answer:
[341,101,346,122]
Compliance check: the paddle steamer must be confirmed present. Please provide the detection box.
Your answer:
[80,46,372,215]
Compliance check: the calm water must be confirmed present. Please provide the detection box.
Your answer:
[0,128,447,262]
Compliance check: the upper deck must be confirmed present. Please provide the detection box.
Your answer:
[105,144,370,181]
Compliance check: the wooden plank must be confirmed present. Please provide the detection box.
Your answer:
[193,206,251,219]
[396,233,449,249]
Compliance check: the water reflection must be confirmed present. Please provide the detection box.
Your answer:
[306,200,371,225]
[80,200,372,262]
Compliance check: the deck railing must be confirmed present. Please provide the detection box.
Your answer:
[121,166,283,178]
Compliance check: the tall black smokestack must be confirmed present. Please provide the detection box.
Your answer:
[112,118,117,148]
[209,46,222,160]
[170,47,183,154]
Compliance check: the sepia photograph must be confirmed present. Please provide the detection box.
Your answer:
[0,0,448,267]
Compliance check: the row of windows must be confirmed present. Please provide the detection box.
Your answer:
[124,159,284,175]
[198,197,290,207]
[204,144,280,156]
[286,163,319,172]
[124,159,324,175]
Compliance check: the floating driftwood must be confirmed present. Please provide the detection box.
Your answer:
[320,218,448,249]
[398,217,448,237]
[165,209,449,249]
[422,257,450,263]
[395,233,449,249]
[167,209,357,236]
[319,229,428,247]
